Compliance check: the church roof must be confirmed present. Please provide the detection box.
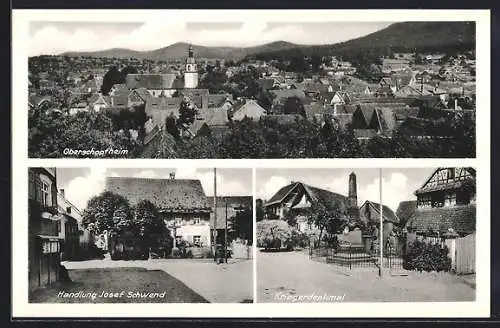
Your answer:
[125,74,178,90]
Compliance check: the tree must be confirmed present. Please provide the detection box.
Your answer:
[177,99,198,135]
[256,199,265,221]
[100,66,124,95]
[310,54,322,73]
[199,69,228,94]
[230,207,253,242]
[82,191,132,235]
[28,108,139,158]
[307,202,348,246]
[134,199,171,253]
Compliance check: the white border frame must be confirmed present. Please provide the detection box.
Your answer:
[12,9,490,318]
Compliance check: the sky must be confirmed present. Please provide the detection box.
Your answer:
[255,168,438,212]
[28,20,393,56]
[55,167,252,211]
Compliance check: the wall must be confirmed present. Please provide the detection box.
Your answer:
[175,225,211,247]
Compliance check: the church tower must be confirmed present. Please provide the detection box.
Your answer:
[184,44,198,89]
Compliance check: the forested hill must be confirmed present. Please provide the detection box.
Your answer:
[60,41,301,61]
[249,22,476,60]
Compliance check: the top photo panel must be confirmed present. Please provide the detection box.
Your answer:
[26,13,477,158]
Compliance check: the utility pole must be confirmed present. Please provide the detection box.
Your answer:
[379,168,384,278]
[213,168,217,257]
[225,201,228,263]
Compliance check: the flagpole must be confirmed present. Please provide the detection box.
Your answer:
[213,168,217,257]
[379,168,383,278]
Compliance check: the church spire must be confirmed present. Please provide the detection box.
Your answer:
[188,44,194,58]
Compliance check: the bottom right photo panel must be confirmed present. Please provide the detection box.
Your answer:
[255,167,476,303]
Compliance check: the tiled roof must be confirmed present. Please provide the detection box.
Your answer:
[396,200,417,228]
[304,103,327,121]
[361,200,399,224]
[232,100,266,121]
[304,83,329,94]
[270,89,306,101]
[208,94,231,108]
[356,104,377,125]
[265,181,349,213]
[410,205,476,236]
[126,74,178,90]
[145,96,182,118]
[105,177,211,212]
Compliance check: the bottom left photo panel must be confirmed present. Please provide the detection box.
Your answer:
[27,167,255,304]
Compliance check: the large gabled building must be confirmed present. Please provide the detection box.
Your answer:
[263,173,360,233]
[105,175,212,248]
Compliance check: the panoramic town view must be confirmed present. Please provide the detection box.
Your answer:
[28,167,254,303]
[28,20,476,158]
[255,168,476,302]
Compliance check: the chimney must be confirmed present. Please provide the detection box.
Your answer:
[60,189,65,197]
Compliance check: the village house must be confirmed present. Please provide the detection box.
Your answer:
[358,200,399,242]
[400,167,476,274]
[104,175,213,252]
[87,93,111,111]
[381,58,411,74]
[407,167,476,237]
[230,99,267,121]
[263,173,362,235]
[57,189,92,260]
[350,103,420,138]
[28,167,62,291]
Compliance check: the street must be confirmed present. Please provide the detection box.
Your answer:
[30,258,253,303]
[257,250,475,302]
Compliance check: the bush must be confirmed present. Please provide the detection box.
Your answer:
[257,220,293,250]
[257,219,308,251]
[286,229,309,250]
[403,239,452,272]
